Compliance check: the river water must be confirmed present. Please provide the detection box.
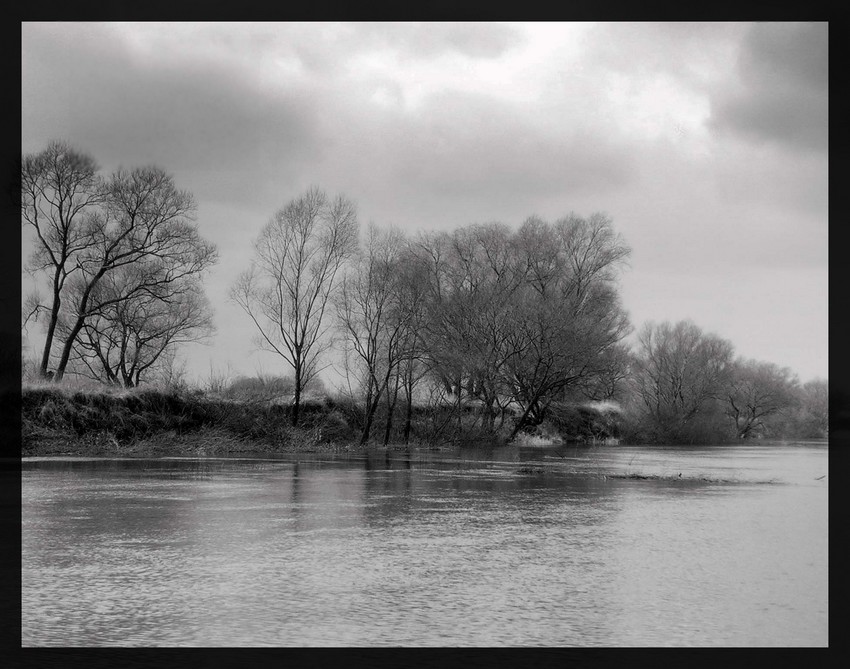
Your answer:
[21,442,828,647]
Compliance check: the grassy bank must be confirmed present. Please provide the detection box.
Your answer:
[21,383,377,457]
[21,380,631,457]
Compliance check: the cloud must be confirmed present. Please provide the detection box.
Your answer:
[709,22,828,152]
[584,22,746,92]
[22,23,326,210]
[295,85,639,233]
[21,23,526,211]
[351,22,524,60]
[21,22,829,385]
[400,90,633,193]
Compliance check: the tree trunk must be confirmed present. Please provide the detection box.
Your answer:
[508,395,542,441]
[39,283,62,378]
[292,371,302,427]
[382,373,401,446]
[54,316,86,382]
[403,382,414,445]
[360,399,380,446]
[54,266,108,381]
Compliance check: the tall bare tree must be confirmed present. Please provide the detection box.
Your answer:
[393,247,432,444]
[22,144,217,384]
[508,214,631,437]
[51,166,215,381]
[336,224,411,445]
[418,223,525,432]
[21,141,104,378]
[409,214,631,441]
[231,187,358,426]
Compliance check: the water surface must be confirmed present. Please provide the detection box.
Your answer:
[22,442,828,646]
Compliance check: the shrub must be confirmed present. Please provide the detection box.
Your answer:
[547,401,622,441]
[317,409,352,443]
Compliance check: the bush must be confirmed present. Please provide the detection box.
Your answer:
[225,375,294,402]
[547,401,621,441]
[317,409,353,443]
[324,395,364,427]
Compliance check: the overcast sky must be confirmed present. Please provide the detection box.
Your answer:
[21,21,828,387]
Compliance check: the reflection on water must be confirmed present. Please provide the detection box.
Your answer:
[22,443,828,647]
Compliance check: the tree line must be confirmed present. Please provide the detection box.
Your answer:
[627,320,827,443]
[229,186,826,444]
[22,144,827,444]
[229,186,632,440]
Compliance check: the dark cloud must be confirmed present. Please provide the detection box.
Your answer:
[22,25,323,209]
[741,22,828,90]
[22,22,523,214]
[709,22,828,152]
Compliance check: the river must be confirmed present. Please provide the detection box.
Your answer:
[21,441,828,647]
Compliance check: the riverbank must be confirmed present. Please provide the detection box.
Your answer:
[24,383,823,457]
[23,425,364,458]
[21,384,455,457]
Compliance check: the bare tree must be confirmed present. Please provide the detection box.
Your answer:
[336,224,411,445]
[631,320,735,443]
[231,187,358,426]
[66,268,214,387]
[503,214,631,439]
[51,166,216,382]
[723,358,800,439]
[418,223,525,433]
[409,215,631,441]
[394,247,433,444]
[572,342,633,402]
[21,141,104,378]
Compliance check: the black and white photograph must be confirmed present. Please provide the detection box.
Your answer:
[20,21,828,647]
